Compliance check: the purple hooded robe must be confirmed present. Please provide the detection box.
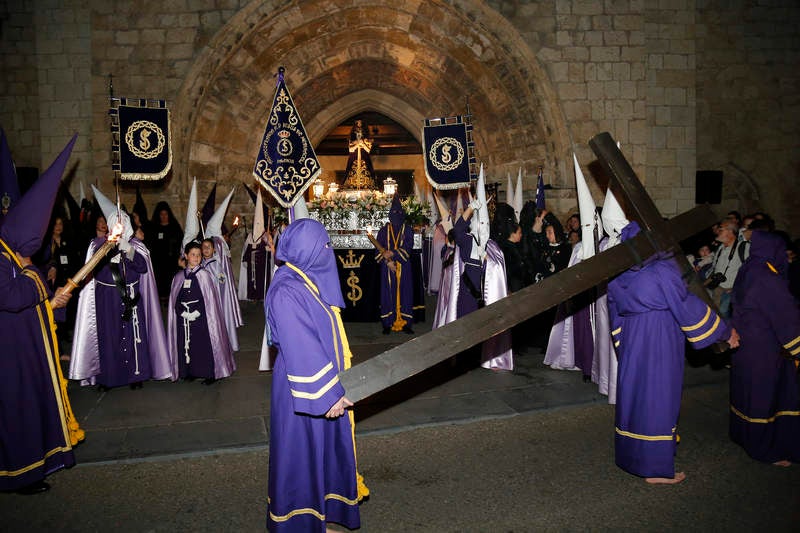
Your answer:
[608,222,730,478]
[264,219,367,531]
[70,238,174,386]
[729,230,800,463]
[0,135,79,489]
[376,197,415,330]
[167,265,236,380]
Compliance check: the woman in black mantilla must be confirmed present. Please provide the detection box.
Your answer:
[146,201,183,298]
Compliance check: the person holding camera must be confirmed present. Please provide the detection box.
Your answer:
[706,221,749,318]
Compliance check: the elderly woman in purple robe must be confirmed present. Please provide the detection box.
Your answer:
[608,221,738,484]
[264,218,368,531]
[167,242,235,385]
[729,229,800,466]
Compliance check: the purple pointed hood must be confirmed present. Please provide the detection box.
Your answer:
[747,230,788,278]
[0,134,77,256]
[0,128,21,222]
[388,195,405,230]
[276,218,345,308]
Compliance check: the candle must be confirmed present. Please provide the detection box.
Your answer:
[63,223,124,295]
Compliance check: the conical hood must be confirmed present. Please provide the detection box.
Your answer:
[413,180,422,201]
[513,168,524,220]
[389,194,405,230]
[206,187,234,238]
[201,182,217,227]
[79,180,86,204]
[535,168,546,210]
[573,153,602,260]
[0,128,20,221]
[1,134,77,255]
[251,188,265,245]
[506,173,514,205]
[601,187,628,247]
[92,183,133,242]
[470,164,490,253]
[426,187,438,226]
[291,195,310,221]
[182,177,199,251]
[132,185,148,225]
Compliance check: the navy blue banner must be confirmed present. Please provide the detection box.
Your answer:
[253,73,321,208]
[116,102,172,181]
[422,118,474,190]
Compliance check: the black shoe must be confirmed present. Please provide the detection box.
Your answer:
[183,376,196,382]
[16,480,50,495]
[97,384,111,393]
[382,327,391,335]
[402,326,414,335]
[582,374,591,383]
[129,382,143,390]
[201,378,217,386]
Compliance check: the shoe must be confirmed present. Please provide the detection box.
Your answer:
[129,382,143,390]
[201,378,217,385]
[97,384,111,392]
[16,480,50,495]
[402,326,414,335]
[183,376,196,382]
[382,327,391,335]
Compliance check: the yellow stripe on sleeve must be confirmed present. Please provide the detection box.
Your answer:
[681,306,711,332]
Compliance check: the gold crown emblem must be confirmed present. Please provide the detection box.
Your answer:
[337,249,365,269]
[278,129,291,138]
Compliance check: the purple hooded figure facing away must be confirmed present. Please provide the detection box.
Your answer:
[0,134,83,493]
[264,218,368,531]
[608,221,735,483]
[376,195,415,333]
[730,230,800,465]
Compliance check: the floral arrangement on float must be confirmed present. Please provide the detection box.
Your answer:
[309,190,392,231]
[401,195,432,228]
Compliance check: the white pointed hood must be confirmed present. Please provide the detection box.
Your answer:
[513,168,524,220]
[506,173,514,205]
[470,164,490,258]
[181,177,199,251]
[92,184,133,241]
[426,187,438,226]
[601,187,628,248]
[250,188,266,245]
[79,180,86,203]
[207,187,234,238]
[291,195,310,220]
[573,153,603,260]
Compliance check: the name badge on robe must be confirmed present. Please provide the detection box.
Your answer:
[183,279,192,289]
[59,255,69,265]
[158,232,164,240]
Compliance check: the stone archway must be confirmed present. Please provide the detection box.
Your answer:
[173,0,571,204]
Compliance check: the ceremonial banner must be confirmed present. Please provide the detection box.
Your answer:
[253,69,321,208]
[422,115,476,190]
[111,98,172,181]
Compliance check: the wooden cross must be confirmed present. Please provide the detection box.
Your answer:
[340,132,719,402]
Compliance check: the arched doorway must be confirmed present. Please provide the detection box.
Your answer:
[173,0,571,207]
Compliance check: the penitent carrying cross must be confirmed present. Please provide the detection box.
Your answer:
[339,132,723,403]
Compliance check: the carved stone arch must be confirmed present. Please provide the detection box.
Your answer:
[305,90,425,146]
[172,0,572,204]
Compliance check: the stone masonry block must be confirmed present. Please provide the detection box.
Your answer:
[604,30,628,45]
[656,166,682,187]
[562,47,590,61]
[592,15,613,30]
[116,30,139,45]
[588,80,604,99]
[621,80,637,99]
[597,62,613,80]
[562,100,592,121]
[590,46,620,62]
[664,87,686,105]
[663,54,688,69]
[557,82,587,99]
[604,80,621,98]
[573,0,604,16]
[583,30,604,46]
[568,62,585,82]
[612,62,631,80]
[551,62,569,82]
[614,15,642,30]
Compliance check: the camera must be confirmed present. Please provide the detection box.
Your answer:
[704,272,726,289]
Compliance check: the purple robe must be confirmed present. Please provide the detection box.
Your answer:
[238,237,270,301]
[376,221,415,330]
[0,242,75,490]
[730,231,800,463]
[265,219,363,531]
[70,238,174,386]
[438,221,513,370]
[167,266,235,380]
[608,224,730,478]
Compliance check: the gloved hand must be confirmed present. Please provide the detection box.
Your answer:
[469,199,482,211]
[117,236,133,255]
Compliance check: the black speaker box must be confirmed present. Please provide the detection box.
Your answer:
[695,170,722,204]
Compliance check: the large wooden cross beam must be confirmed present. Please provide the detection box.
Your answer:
[340,132,719,403]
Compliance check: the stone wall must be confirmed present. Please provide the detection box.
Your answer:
[2,0,799,236]
[696,0,800,232]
